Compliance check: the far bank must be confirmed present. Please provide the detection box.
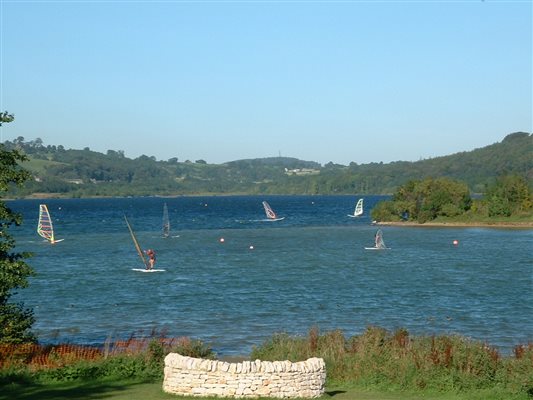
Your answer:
[376,220,533,229]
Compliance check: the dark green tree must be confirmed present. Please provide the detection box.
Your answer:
[0,111,36,343]
[372,177,472,223]
[485,175,532,217]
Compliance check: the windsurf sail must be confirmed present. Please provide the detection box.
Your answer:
[365,229,390,250]
[162,203,170,238]
[124,215,149,269]
[37,204,62,244]
[374,229,386,249]
[262,201,284,221]
[348,198,364,217]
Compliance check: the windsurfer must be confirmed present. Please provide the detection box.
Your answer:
[145,249,156,270]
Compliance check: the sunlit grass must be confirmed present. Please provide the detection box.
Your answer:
[1,327,531,400]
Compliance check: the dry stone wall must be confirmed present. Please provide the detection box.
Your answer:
[163,353,326,398]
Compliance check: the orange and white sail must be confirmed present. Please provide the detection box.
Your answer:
[262,201,285,221]
[37,204,62,244]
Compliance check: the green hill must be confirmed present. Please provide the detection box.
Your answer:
[3,132,531,197]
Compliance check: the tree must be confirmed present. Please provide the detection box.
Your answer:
[372,177,472,223]
[0,112,36,343]
[0,111,14,125]
[485,175,532,217]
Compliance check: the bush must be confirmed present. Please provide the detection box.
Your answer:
[169,337,215,360]
[488,196,512,217]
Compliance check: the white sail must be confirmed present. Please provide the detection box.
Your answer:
[365,229,390,250]
[348,198,364,217]
[374,229,386,249]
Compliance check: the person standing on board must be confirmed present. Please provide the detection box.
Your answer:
[145,249,156,270]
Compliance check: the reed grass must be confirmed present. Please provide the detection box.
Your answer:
[0,330,214,382]
[250,326,533,396]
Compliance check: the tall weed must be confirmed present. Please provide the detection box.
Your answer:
[0,332,215,383]
[251,326,532,397]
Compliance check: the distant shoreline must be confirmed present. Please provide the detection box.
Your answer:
[6,194,533,228]
[376,221,533,229]
[5,192,367,201]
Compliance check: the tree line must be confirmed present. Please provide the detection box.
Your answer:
[2,132,532,198]
[371,175,532,223]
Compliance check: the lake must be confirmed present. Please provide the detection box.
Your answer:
[7,195,533,356]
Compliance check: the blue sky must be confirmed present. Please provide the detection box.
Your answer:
[1,1,531,165]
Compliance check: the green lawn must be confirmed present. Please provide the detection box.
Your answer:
[0,379,526,400]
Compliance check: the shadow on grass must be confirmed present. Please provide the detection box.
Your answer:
[325,390,347,397]
[0,377,155,400]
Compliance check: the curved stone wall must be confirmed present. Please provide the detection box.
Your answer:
[163,353,326,398]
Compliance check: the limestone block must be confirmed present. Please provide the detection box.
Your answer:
[242,360,250,373]
[191,387,206,395]
[186,357,196,370]
[265,361,274,373]
[273,361,282,372]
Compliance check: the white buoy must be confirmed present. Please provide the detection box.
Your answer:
[219,238,225,243]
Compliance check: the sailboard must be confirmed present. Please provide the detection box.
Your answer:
[261,201,285,222]
[131,268,166,273]
[162,203,170,238]
[124,215,153,270]
[348,198,364,218]
[37,204,64,244]
[365,229,390,250]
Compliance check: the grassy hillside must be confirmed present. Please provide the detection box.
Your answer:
[3,132,531,197]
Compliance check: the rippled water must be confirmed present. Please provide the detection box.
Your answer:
[8,196,533,356]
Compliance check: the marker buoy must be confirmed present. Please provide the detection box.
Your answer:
[219,238,225,243]
[453,240,459,246]
[249,245,254,250]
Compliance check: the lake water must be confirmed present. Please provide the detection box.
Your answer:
[7,195,533,356]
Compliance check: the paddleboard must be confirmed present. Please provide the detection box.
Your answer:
[131,268,166,272]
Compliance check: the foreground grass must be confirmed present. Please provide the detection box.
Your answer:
[0,378,171,400]
[1,328,531,400]
[1,378,530,400]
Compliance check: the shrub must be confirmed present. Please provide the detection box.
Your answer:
[169,337,215,360]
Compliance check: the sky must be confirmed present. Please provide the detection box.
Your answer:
[0,0,531,165]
